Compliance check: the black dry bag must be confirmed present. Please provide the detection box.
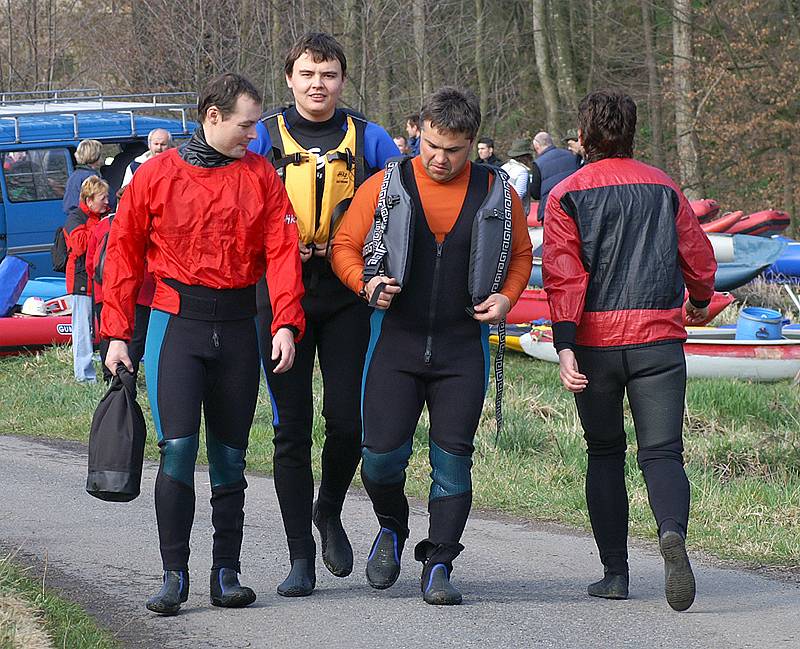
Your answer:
[86,367,146,502]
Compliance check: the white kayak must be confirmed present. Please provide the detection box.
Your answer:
[519,327,800,381]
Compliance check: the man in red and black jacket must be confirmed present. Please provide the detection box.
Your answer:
[101,73,305,616]
[543,90,716,613]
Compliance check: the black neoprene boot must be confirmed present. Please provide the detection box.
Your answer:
[277,558,316,597]
[366,528,404,589]
[660,530,695,611]
[422,563,462,605]
[587,572,629,600]
[146,570,189,616]
[313,500,353,577]
[210,568,256,608]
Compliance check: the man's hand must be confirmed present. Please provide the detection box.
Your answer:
[366,276,401,309]
[271,327,296,374]
[684,298,709,325]
[312,242,329,258]
[299,242,313,263]
[472,293,511,324]
[105,339,133,374]
[558,348,588,393]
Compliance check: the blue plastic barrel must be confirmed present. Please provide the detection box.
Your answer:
[735,306,783,340]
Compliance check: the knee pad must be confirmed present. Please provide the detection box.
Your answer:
[362,439,413,485]
[207,435,246,489]
[429,441,472,501]
[160,435,199,487]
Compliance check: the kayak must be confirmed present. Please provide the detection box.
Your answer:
[17,276,68,304]
[488,324,530,352]
[506,288,734,326]
[711,235,786,291]
[0,313,73,356]
[724,210,790,237]
[765,236,800,279]
[701,210,744,233]
[691,199,720,223]
[518,326,800,381]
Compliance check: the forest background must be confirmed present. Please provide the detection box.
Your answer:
[1,0,797,230]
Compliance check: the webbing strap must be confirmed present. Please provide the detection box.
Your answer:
[491,169,513,441]
[363,159,399,283]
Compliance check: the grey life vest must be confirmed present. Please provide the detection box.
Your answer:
[362,157,514,434]
[362,157,513,305]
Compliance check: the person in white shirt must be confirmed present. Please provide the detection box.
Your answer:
[120,128,173,187]
[501,138,534,215]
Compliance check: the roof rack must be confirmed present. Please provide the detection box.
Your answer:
[0,90,197,144]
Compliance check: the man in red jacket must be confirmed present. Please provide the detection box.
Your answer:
[101,73,305,616]
[543,89,716,612]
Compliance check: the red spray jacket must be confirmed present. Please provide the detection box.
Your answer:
[543,157,716,350]
[100,149,305,342]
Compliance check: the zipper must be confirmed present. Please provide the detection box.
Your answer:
[211,324,220,349]
[424,241,444,365]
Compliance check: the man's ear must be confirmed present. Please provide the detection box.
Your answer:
[206,106,221,125]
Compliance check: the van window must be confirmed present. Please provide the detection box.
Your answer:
[1,148,69,202]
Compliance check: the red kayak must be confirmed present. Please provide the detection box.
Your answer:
[507,288,734,326]
[724,209,790,236]
[691,199,720,223]
[526,201,540,226]
[701,210,745,233]
[0,314,99,356]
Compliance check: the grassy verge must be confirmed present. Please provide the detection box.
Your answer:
[0,552,119,648]
[0,344,798,570]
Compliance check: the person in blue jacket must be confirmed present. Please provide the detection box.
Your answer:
[249,31,398,597]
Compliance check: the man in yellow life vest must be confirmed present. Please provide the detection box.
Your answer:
[249,31,399,596]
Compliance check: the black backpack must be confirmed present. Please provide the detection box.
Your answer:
[51,226,68,273]
[93,215,114,285]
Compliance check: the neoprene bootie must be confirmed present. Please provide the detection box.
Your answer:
[210,568,256,608]
[660,530,695,611]
[587,572,629,599]
[313,500,353,577]
[276,558,316,597]
[421,563,462,605]
[146,570,189,616]
[365,527,403,589]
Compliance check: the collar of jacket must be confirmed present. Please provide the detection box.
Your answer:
[179,125,237,168]
[79,201,103,220]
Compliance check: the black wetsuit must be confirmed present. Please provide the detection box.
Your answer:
[256,108,371,560]
[360,162,493,576]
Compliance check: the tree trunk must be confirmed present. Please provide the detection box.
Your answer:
[532,0,559,134]
[475,0,489,123]
[782,149,797,238]
[641,0,665,168]
[413,0,429,100]
[672,0,703,198]
[551,0,578,121]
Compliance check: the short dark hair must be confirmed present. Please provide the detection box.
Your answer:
[419,87,481,140]
[578,89,636,162]
[478,137,494,148]
[198,73,261,123]
[284,32,347,78]
[406,113,420,127]
[394,134,408,144]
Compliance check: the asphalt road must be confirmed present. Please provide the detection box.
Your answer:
[1,434,798,649]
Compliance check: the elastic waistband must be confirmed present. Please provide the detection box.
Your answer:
[162,278,256,321]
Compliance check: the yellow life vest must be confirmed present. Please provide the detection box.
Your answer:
[263,111,367,246]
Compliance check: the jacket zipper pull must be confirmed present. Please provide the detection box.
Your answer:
[212,328,220,349]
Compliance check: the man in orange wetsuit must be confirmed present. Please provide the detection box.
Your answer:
[332,87,533,605]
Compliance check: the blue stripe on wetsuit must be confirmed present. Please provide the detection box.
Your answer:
[144,309,170,442]
[360,309,385,442]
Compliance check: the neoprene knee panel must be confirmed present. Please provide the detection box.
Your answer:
[362,439,413,485]
[160,435,199,487]
[207,434,246,488]
[429,441,472,501]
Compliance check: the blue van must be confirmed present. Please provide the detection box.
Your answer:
[0,89,196,278]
